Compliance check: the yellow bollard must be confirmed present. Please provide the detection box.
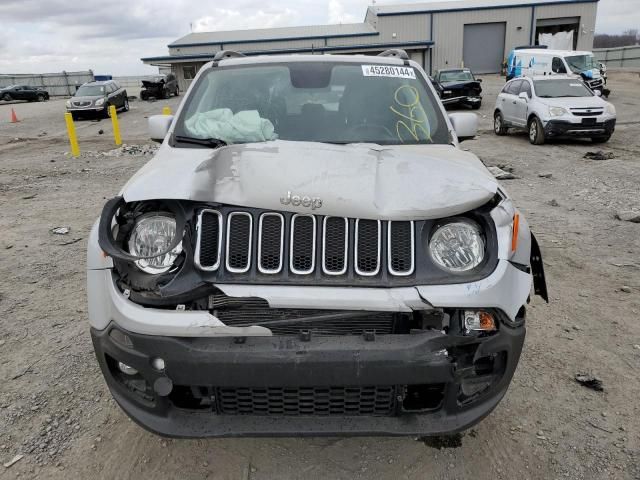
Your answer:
[64,112,80,157]
[162,106,171,116]
[109,105,122,146]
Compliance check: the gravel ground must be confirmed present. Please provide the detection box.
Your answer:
[0,73,639,480]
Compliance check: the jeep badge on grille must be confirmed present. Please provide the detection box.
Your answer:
[280,191,323,210]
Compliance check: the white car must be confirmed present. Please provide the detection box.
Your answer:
[87,50,547,437]
[493,75,616,145]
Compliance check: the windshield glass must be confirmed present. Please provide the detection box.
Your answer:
[439,70,474,82]
[534,79,593,98]
[75,85,105,96]
[175,62,449,145]
[565,54,598,74]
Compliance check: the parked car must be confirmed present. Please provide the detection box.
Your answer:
[0,85,49,102]
[65,80,128,119]
[506,48,609,96]
[493,75,616,144]
[140,73,179,100]
[431,68,482,109]
[87,49,547,438]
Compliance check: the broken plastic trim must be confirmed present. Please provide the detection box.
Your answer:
[98,196,186,262]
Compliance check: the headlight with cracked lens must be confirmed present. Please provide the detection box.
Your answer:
[605,103,616,115]
[128,215,182,274]
[548,106,567,117]
[95,98,105,106]
[429,220,485,272]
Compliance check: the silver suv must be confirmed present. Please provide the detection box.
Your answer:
[493,75,616,144]
[87,50,547,437]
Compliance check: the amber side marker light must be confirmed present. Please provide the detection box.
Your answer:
[464,310,497,332]
[511,213,520,252]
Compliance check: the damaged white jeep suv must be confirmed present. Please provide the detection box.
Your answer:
[87,50,548,437]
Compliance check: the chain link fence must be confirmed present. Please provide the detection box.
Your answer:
[594,45,640,69]
[0,71,95,97]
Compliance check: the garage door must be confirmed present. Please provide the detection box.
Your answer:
[463,22,506,74]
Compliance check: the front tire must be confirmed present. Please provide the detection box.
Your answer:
[122,97,129,112]
[174,87,179,96]
[494,111,508,136]
[104,103,111,118]
[591,135,611,144]
[528,117,545,145]
[37,94,45,102]
[2,93,12,101]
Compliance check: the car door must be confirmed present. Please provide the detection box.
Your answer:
[512,79,531,127]
[113,82,125,107]
[13,86,25,100]
[500,80,521,124]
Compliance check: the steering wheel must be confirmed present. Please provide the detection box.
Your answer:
[346,122,396,141]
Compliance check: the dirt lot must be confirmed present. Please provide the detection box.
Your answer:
[0,72,639,480]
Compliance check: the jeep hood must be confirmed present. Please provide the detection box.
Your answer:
[121,140,498,220]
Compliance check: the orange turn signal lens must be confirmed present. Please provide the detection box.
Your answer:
[464,310,497,332]
[511,213,520,252]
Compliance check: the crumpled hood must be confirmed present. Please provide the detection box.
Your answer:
[121,140,498,220]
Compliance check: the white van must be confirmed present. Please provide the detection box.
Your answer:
[506,48,605,93]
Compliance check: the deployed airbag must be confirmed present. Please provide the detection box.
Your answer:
[185,109,277,144]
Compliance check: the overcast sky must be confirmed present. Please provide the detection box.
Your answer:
[0,0,637,76]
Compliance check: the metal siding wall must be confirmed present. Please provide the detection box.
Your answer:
[432,7,531,71]
[534,3,597,50]
[375,14,431,42]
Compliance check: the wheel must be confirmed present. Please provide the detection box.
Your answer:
[2,93,12,101]
[104,103,111,118]
[140,91,148,101]
[174,87,179,97]
[37,94,45,102]
[162,88,169,99]
[528,117,545,145]
[591,135,611,144]
[71,112,79,121]
[494,111,508,136]
[122,97,129,112]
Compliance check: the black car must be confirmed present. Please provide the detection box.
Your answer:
[66,80,129,119]
[1,85,50,102]
[432,68,482,109]
[140,73,179,100]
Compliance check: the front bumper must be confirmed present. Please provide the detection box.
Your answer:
[91,317,525,437]
[544,118,616,138]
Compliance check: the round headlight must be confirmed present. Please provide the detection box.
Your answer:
[429,220,485,272]
[127,214,183,274]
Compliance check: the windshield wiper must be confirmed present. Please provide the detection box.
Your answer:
[174,135,227,148]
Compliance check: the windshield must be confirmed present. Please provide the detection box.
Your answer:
[534,79,593,98]
[75,85,105,96]
[174,62,449,146]
[439,70,474,82]
[565,54,598,74]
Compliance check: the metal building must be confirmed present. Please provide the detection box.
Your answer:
[142,0,598,91]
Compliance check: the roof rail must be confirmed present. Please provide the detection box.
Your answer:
[514,45,548,50]
[378,49,409,60]
[212,50,246,62]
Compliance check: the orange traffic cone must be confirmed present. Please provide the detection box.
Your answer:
[10,108,19,123]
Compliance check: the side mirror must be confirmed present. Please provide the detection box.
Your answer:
[518,92,529,101]
[477,78,483,83]
[148,114,173,143]
[449,112,478,142]
[594,89,602,97]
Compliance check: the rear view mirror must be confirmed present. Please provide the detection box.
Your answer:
[449,112,478,142]
[148,115,173,143]
[518,92,529,101]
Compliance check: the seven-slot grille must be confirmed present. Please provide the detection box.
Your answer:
[195,209,415,277]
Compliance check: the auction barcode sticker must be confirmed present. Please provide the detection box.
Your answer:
[362,65,416,79]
